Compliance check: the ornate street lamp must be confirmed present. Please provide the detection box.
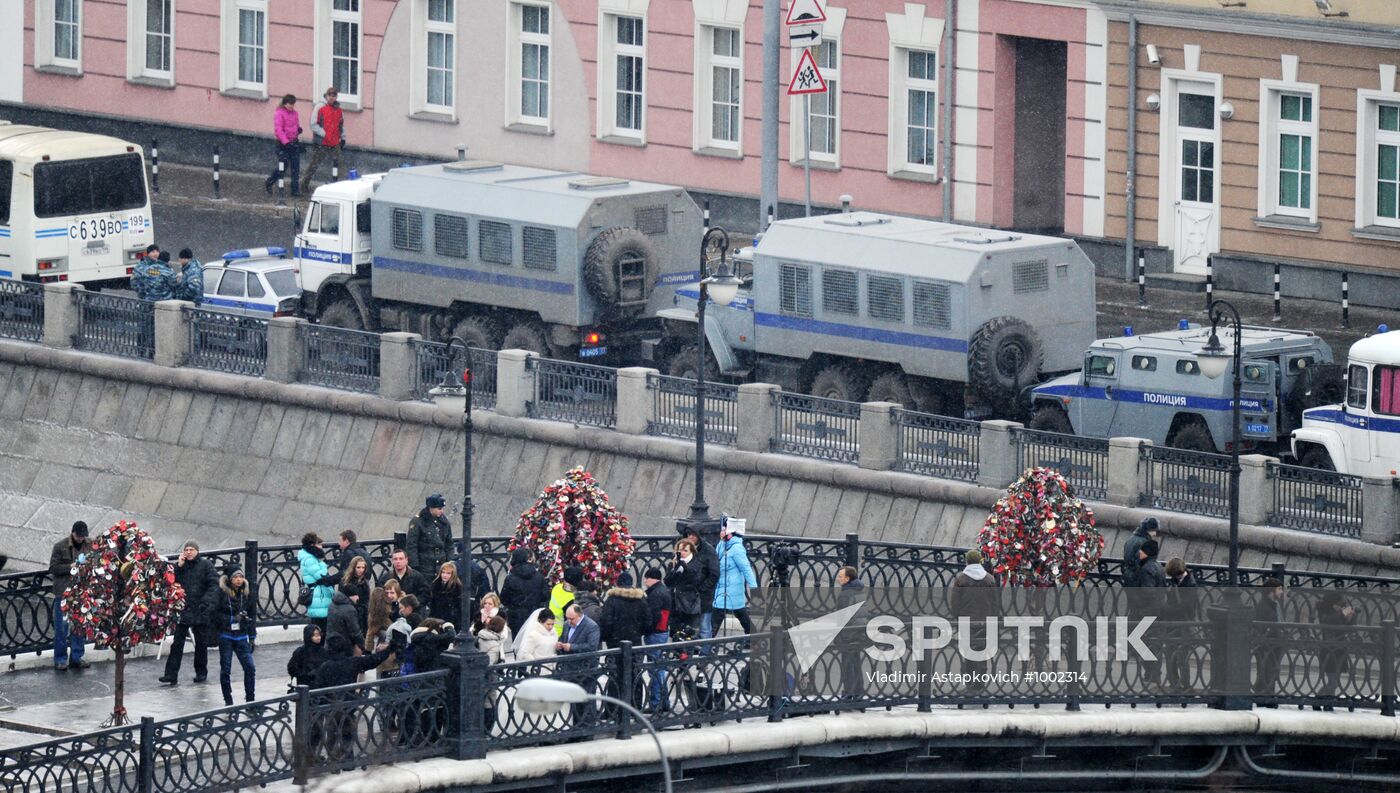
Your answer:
[1197,300,1242,589]
[429,336,475,629]
[676,227,742,545]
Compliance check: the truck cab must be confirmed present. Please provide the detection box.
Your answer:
[295,174,381,322]
[1293,329,1400,475]
[1031,325,1333,453]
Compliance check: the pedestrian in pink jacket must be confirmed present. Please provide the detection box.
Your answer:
[265,94,303,196]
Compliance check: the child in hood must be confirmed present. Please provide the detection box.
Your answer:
[286,624,327,688]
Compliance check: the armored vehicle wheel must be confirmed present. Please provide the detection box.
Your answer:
[1168,421,1215,452]
[502,321,551,357]
[810,363,868,402]
[866,371,917,409]
[968,317,1043,404]
[1028,405,1072,434]
[452,315,504,350]
[319,298,366,330]
[1299,445,1336,471]
[667,344,719,381]
[583,227,660,309]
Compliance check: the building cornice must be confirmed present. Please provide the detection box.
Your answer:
[1094,1,1400,50]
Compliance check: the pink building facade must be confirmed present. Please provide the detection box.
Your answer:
[19,0,1108,235]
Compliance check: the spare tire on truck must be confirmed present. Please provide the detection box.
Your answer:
[583,227,660,309]
[968,316,1044,406]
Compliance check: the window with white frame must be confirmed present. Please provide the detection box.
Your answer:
[1377,104,1400,225]
[145,0,173,74]
[1259,84,1318,220]
[614,16,644,133]
[900,49,937,171]
[426,0,455,108]
[513,3,551,125]
[704,26,742,148]
[331,0,362,99]
[35,0,83,73]
[236,1,266,87]
[808,40,839,158]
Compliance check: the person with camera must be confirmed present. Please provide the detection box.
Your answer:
[678,526,720,639]
[216,566,258,706]
[712,518,758,636]
[666,540,704,638]
[160,541,220,686]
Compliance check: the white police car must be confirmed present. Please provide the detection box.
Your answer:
[203,247,300,317]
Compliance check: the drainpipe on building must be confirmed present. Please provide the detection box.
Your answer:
[941,0,956,222]
[1124,15,1139,282]
[761,0,781,233]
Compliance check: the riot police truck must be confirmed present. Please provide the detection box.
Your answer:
[1292,328,1400,474]
[296,160,702,358]
[656,208,1098,415]
[1029,324,1337,453]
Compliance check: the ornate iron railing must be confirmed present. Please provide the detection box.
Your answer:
[299,324,381,393]
[770,391,861,463]
[1012,427,1110,501]
[645,372,738,445]
[892,408,981,482]
[0,279,45,342]
[527,357,617,428]
[0,722,143,792]
[298,671,451,781]
[1267,461,1364,537]
[74,290,155,360]
[410,339,498,408]
[148,697,295,792]
[185,308,268,377]
[1140,445,1232,518]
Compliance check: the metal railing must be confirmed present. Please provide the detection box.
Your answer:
[527,357,617,428]
[185,308,268,377]
[298,671,451,782]
[892,408,981,482]
[1012,427,1110,501]
[1268,461,1364,537]
[1140,445,1232,518]
[645,372,738,445]
[299,323,381,393]
[771,391,861,463]
[0,280,44,342]
[409,339,498,408]
[74,290,155,360]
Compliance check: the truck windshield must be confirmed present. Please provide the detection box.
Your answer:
[33,153,147,218]
[1347,364,1368,410]
[1086,355,1116,377]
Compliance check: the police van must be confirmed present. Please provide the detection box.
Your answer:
[1292,327,1400,474]
[0,122,154,286]
[1030,324,1336,453]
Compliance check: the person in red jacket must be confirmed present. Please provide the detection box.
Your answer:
[302,86,346,194]
[265,94,303,196]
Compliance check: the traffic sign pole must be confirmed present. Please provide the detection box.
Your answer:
[804,92,812,217]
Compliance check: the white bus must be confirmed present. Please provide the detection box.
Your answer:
[0,122,154,286]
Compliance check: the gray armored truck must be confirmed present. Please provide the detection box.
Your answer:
[296,162,703,358]
[656,210,1098,415]
[1029,325,1339,453]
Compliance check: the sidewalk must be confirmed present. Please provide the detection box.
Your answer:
[151,162,314,218]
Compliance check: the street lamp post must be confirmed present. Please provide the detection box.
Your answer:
[676,227,742,545]
[1196,299,1243,589]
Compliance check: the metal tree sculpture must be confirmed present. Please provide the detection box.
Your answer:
[63,520,185,726]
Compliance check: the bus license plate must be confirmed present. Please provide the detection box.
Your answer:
[84,241,110,256]
[579,346,608,359]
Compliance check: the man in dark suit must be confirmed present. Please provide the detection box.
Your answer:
[557,603,601,726]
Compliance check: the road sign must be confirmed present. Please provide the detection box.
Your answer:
[788,23,822,46]
[786,0,826,26]
[788,48,828,96]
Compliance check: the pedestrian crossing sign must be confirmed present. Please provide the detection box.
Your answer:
[788,48,828,96]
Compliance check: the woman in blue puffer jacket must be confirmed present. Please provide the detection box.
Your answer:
[712,519,757,635]
[298,533,337,629]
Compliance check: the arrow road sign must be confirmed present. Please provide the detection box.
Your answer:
[786,0,827,26]
[788,24,822,45]
[788,48,828,96]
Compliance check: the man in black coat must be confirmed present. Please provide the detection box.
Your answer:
[334,530,374,575]
[387,549,431,603]
[161,541,221,685]
[406,494,453,575]
[680,527,720,639]
[500,548,549,637]
[325,591,365,655]
[1121,518,1159,588]
[599,573,652,649]
[313,635,393,688]
[641,568,673,712]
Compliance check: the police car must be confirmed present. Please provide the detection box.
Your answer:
[202,247,300,317]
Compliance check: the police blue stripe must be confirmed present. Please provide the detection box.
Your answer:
[36,230,67,238]
[675,288,755,311]
[755,312,969,354]
[294,246,354,265]
[0,228,11,238]
[1035,383,1273,413]
[0,269,11,278]
[1303,407,1400,434]
[202,297,275,313]
[373,256,575,295]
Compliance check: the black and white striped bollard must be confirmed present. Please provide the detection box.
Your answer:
[276,159,286,208]
[332,162,339,183]
[703,200,710,231]
[151,138,160,194]
[1272,262,1281,322]
[213,146,221,200]
[1137,247,1147,308]
[1204,255,1214,312]
[767,204,775,230]
[1342,272,1351,329]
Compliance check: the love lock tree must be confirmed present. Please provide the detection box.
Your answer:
[509,466,635,588]
[977,467,1105,587]
[63,520,185,726]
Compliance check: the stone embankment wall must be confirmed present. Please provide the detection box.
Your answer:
[0,339,1396,577]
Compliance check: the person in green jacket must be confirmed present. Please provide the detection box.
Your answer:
[549,566,584,637]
